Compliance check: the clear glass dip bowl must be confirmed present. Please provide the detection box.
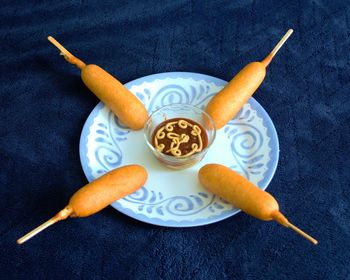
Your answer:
[144,104,216,169]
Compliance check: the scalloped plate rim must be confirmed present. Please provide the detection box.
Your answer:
[79,71,279,227]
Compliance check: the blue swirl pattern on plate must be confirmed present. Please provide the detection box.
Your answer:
[123,187,219,217]
[93,111,129,175]
[79,72,279,227]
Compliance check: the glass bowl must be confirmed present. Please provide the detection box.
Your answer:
[144,104,216,169]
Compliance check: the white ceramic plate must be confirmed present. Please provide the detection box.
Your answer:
[79,72,279,227]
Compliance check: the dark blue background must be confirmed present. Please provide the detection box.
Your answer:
[1,1,349,279]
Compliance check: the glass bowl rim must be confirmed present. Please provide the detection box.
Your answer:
[143,103,217,161]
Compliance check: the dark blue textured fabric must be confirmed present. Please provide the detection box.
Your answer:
[1,1,349,279]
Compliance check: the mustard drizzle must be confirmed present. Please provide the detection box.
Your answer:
[154,119,203,157]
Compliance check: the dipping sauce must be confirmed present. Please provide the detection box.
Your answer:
[152,118,209,158]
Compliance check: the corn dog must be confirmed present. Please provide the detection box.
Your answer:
[198,164,318,245]
[17,165,147,244]
[205,62,266,129]
[205,29,293,129]
[47,36,148,130]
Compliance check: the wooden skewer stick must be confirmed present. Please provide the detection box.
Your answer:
[47,36,86,69]
[270,29,294,56]
[262,29,294,67]
[47,36,74,58]
[17,207,72,245]
[272,211,318,245]
[286,222,318,245]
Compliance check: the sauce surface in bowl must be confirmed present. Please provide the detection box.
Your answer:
[152,118,208,157]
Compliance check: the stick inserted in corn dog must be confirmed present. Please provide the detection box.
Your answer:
[198,164,318,245]
[47,36,148,130]
[205,29,293,129]
[17,165,148,244]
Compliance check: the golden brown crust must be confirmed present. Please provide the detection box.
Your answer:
[198,164,278,221]
[69,165,148,217]
[81,65,148,130]
[205,62,266,129]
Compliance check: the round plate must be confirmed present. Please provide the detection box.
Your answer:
[79,72,279,227]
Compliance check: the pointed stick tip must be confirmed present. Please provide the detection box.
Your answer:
[261,29,294,67]
[47,36,55,43]
[16,208,72,245]
[287,221,318,245]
